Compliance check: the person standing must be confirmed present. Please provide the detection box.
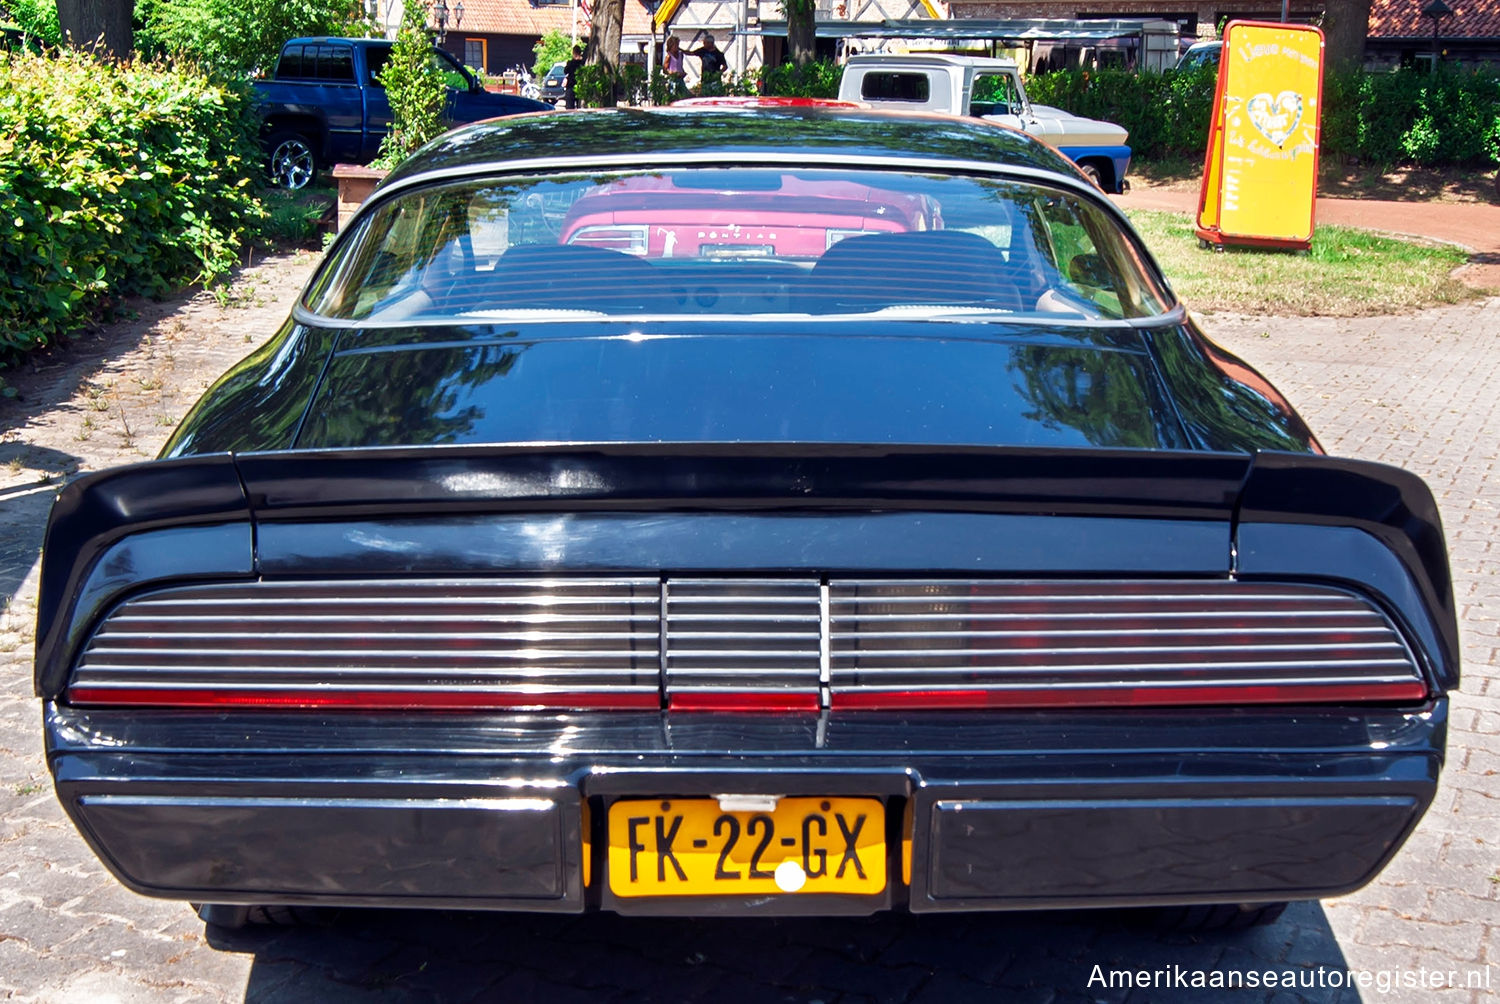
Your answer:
[689,33,727,94]
[564,43,585,109]
[664,35,686,99]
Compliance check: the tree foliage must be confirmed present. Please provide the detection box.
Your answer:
[531,28,570,78]
[3,0,62,45]
[134,0,372,75]
[371,0,446,168]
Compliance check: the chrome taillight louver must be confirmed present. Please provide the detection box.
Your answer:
[68,578,662,709]
[663,578,822,710]
[66,577,1428,711]
[826,580,1427,709]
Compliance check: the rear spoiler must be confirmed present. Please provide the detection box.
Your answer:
[33,444,1457,696]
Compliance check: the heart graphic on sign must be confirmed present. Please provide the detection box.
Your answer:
[1247,90,1304,147]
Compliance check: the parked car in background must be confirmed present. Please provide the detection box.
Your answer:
[560,172,941,258]
[36,106,1455,933]
[1176,39,1223,70]
[540,61,567,105]
[253,36,551,189]
[837,54,1132,192]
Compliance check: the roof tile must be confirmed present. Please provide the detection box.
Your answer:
[1368,0,1500,38]
[450,0,657,38]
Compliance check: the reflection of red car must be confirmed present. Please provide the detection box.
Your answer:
[671,96,867,109]
[559,172,938,259]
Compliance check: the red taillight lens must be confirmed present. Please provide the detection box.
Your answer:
[831,679,1429,711]
[64,687,660,711]
[668,691,820,712]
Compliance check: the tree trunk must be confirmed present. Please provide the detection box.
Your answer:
[1321,0,1371,70]
[786,0,815,67]
[56,0,134,58]
[592,0,623,72]
[590,0,623,107]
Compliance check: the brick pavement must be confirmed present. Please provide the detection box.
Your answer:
[1,262,1498,1002]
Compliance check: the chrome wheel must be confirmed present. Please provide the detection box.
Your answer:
[268,134,316,190]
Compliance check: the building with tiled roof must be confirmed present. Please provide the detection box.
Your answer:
[1367,0,1500,67]
[382,0,656,76]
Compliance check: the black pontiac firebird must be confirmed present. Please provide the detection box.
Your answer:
[36,106,1456,932]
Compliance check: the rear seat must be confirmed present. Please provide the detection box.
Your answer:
[799,230,1029,314]
[437,244,663,314]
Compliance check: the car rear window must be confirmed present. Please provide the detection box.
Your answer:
[304,168,1170,323]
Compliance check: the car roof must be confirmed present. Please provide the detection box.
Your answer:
[378,106,1079,192]
[283,36,390,46]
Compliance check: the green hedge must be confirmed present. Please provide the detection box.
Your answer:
[757,60,843,99]
[0,49,263,367]
[1026,66,1219,161]
[1322,67,1500,166]
[1029,64,1500,168]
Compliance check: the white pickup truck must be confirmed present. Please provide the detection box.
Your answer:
[837,54,1131,193]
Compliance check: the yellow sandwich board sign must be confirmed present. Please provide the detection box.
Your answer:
[1196,21,1325,250]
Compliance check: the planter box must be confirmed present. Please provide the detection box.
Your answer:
[331,164,389,231]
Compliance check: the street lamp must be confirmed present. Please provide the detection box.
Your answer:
[1422,0,1453,71]
[433,0,464,43]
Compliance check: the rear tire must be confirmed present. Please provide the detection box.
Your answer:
[266,130,318,190]
[1078,162,1107,191]
[1148,901,1289,933]
[194,903,336,930]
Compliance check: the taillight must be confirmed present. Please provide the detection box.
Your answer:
[831,680,1429,711]
[63,577,1430,714]
[64,686,661,711]
[567,224,649,255]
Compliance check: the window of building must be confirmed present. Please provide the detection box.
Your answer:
[464,37,487,70]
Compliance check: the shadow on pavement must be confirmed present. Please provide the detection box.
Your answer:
[213,901,1360,1003]
[0,444,77,606]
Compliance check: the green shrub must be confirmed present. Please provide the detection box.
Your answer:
[1026,66,1216,160]
[372,0,447,168]
[575,63,613,107]
[0,48,263,368]
[757,59,842,99]
[619,62,647,105]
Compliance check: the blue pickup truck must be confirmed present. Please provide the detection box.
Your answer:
[254,37,552,188]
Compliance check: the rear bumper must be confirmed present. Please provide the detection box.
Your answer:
[46,701,1445,916]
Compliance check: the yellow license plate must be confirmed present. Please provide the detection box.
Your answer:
[607,797,885,897]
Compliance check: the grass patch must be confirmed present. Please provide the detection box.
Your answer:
[257,182,335,248]
[1126,210,1483,316]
